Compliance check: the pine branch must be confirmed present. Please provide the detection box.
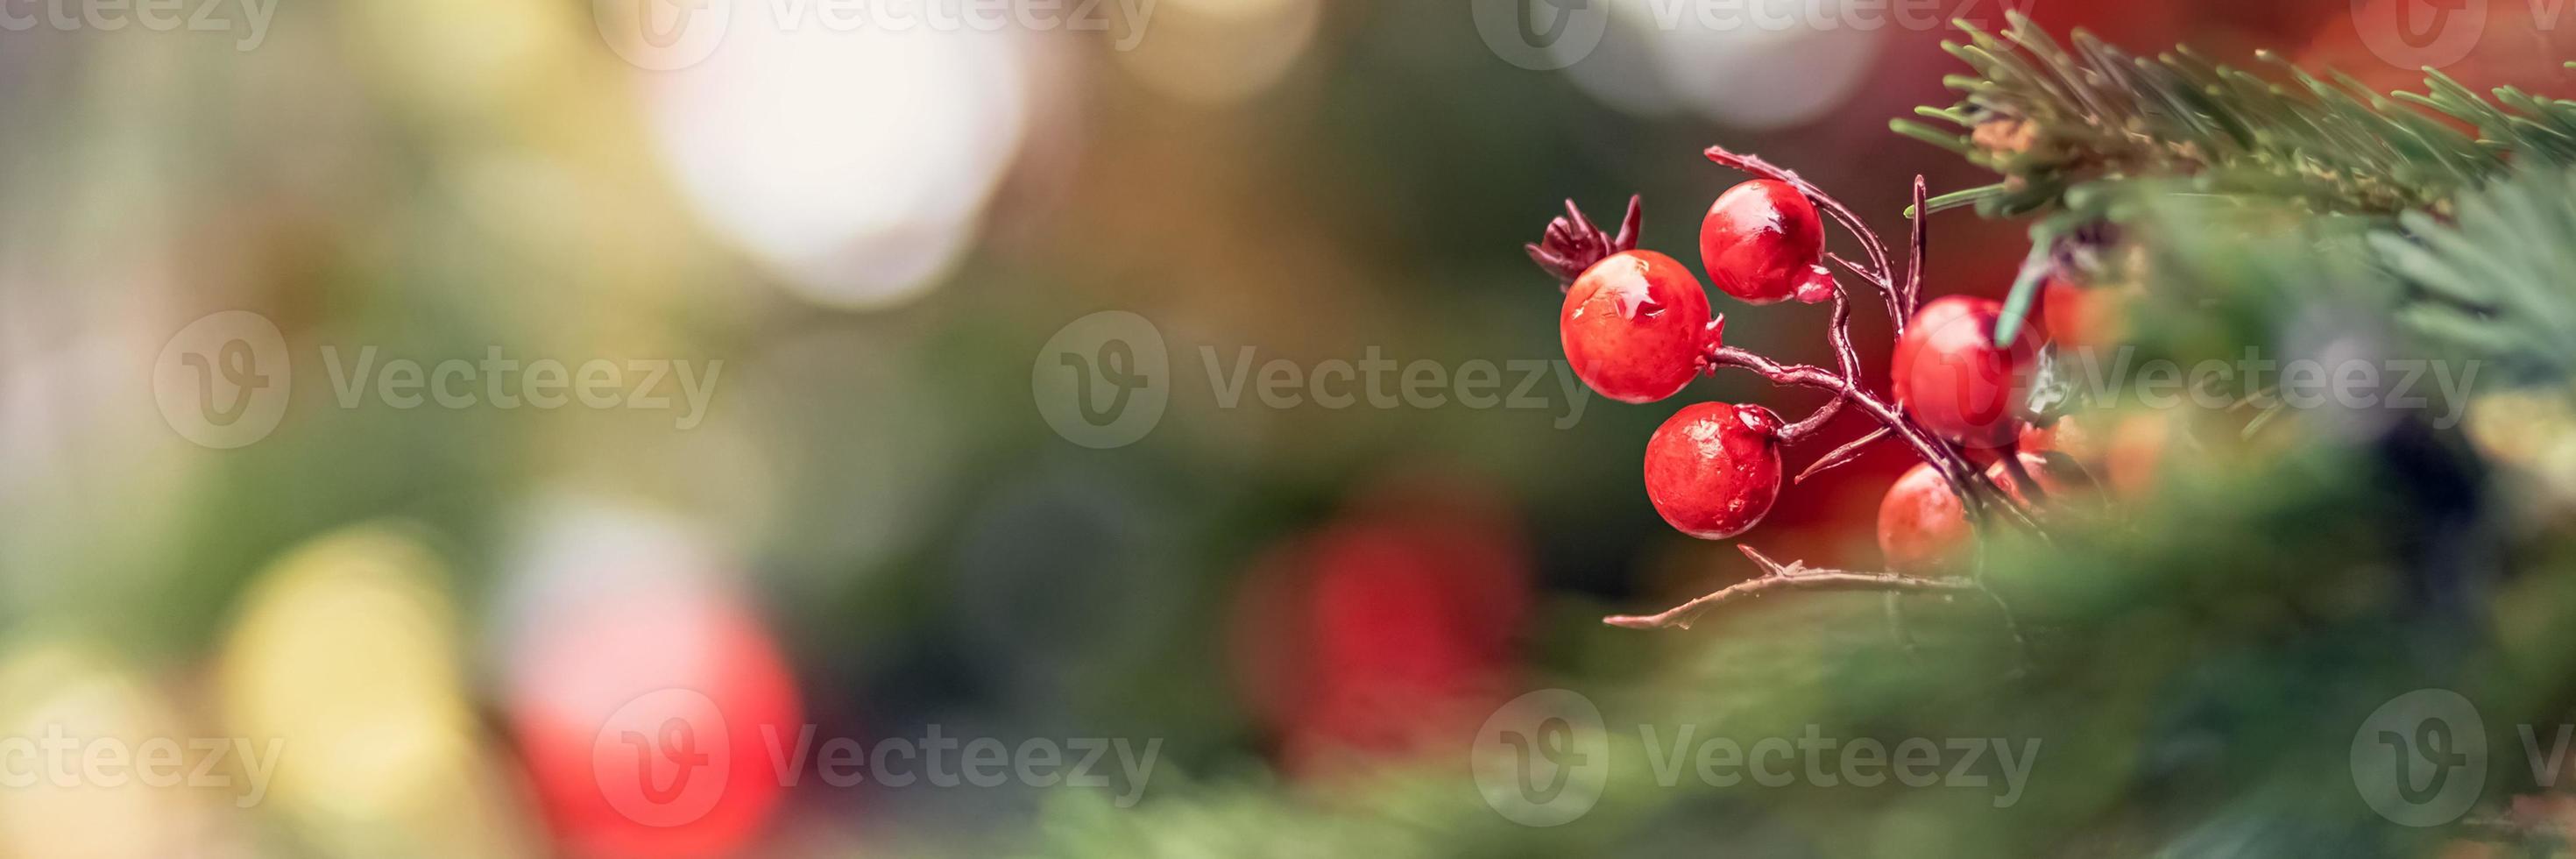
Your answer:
[1896,12,2576,221]
[2372,164,2576,381]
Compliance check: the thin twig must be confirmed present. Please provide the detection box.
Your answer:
[1603,557,1974,631]
[1906,175,1929,321]
[1993,441,2049,505]
[1779,290,1855,443]
[1795,427,1893,484]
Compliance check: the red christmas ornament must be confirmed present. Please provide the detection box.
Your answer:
[510,584,803,859]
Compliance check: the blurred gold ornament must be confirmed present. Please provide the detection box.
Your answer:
[0,639,244,858]
[216,524,535,857]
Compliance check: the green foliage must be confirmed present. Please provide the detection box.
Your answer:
[1900,14,2576,349]
[2373,165,2576,383]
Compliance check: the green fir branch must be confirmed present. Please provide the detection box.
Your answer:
[1897,12,2576,220]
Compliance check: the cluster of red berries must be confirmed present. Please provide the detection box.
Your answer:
[1531,160,2078,578]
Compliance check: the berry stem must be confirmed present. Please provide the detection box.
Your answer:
[1994,438,2049,505]
[1905,175,1928,322]
[1775,289,1856,443]
[1703,344,2037,533]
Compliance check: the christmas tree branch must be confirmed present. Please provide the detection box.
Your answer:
[1896,11,2576,222]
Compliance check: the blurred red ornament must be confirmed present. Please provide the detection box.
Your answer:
[509,582,803,859]
[1228,474,1532,774]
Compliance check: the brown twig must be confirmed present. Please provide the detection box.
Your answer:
[1603,545,1974,630]
[1795,427,1893,484]
[1905,175,1928,321]
[1993,439,2049,505]
[1776,289,1854,444]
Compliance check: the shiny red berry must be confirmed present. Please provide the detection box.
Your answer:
[1560,250,1715,404]
[1643,402,1783,539]
[1700,180,1827,305]
[1877,462,1971,577]
[1893,295,2041,448]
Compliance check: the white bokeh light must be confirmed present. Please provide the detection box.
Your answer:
[643,21,1035,309]
[1567,0,1884,129]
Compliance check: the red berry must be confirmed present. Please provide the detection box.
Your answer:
[1700,180,1826,305]
[1643,402,1783,539]
[1893,295,2041,448]
[1877,462,1971,577]
[1560,250,1715,403]
[1878,451,2101,575]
